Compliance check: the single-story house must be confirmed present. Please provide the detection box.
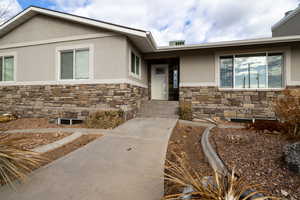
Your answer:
[0,6,300,120]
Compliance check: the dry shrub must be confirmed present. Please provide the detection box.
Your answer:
[247,120,283,133]
[85,110,124,129]
[164,153,276,200]
[0,134,45,188]
[274,89,300,139]
[179,101,192,121]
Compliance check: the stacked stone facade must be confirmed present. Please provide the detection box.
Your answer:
[180,86,300,120]
[0,83,148,120]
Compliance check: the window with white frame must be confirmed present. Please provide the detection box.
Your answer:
[131,51,140,77]
[0,55,15,82]
[60,48,90,80]
[219,53,284,89]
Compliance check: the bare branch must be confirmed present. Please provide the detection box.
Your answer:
[0,0,13,20]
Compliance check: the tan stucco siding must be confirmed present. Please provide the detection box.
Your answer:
[272,13,300,37]
[126,40,148,85]
[0,36,127,82]
[180,53,215,83]
[291,46,300,81]
[94,36,127,80]
[0,15,114,46]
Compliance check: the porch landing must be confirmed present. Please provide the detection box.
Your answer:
[137,100,179,119]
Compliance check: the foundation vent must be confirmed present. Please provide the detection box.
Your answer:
[57,118,83,125]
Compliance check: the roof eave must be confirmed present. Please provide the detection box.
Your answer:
[155,35,300,52]
[145,32,157,51]
[272,6,300,31]
[0,6,148,38]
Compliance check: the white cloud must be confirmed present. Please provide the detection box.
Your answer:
[3,0,300,45]
[0,0,21,25]
[52,0,300,45]
[51,0,90,10]
[198,0,299,42]
[51,0,207,45]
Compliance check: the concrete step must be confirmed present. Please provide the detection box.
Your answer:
[137,100,179,118]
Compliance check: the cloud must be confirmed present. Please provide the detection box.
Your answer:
[51,0,211,45]
[198,0,299,42]
[51,0,300,45]
[3,0,300,45]
[50,0,90,10]
[0,0,21,25]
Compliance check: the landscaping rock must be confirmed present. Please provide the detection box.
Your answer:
[283,142,300,174]
[48,118,58,124]
[280,189,289,197]
[240,189,265,200]
[181,185,194,199]
[225,134,251,144]
[201,176,215,188]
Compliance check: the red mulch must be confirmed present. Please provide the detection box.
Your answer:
[211,128,300,199]
[165,123,210,195]
[3,132,71,150]
[41,134,101,165]
[0,118,87,131]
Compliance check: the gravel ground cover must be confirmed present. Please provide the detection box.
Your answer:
[0,118,86,131]
[164,123,210,195]
[211,128,300,199]
[40,134,101,166]
[2,132,71,150]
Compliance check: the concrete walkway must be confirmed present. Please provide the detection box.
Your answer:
[0,118,177,200]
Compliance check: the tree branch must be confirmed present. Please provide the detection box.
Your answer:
[0,0,13,19]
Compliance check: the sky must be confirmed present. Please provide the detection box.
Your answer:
[0,0,300,46]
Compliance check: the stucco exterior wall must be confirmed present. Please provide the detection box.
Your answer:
[0,15,113,46]
[0,36,128,82]
[272,12,300,37]
[291,46,300,82]
[180,52,215,84]
[0,14,150,120]
[126,40,148,86]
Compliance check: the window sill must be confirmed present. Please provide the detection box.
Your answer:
[59,78,91,81]
[218,88,285,92]
[0,81,16,85]
[129,73,141,80]
[57,79,93,84]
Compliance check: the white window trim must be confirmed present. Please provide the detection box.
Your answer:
[0,52,17,83]
[55,44,94,81]
[215,49,290,91]
[129,50,142,79]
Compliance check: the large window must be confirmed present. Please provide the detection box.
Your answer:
[60,48,89,80]
[131,51,140,77]
[0,56,14,82]
[219,53,284,89]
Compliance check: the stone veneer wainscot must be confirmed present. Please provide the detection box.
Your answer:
[0,83,148,120]
[179,86,300,120]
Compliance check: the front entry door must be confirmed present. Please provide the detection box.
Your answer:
[151,64,168,100]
